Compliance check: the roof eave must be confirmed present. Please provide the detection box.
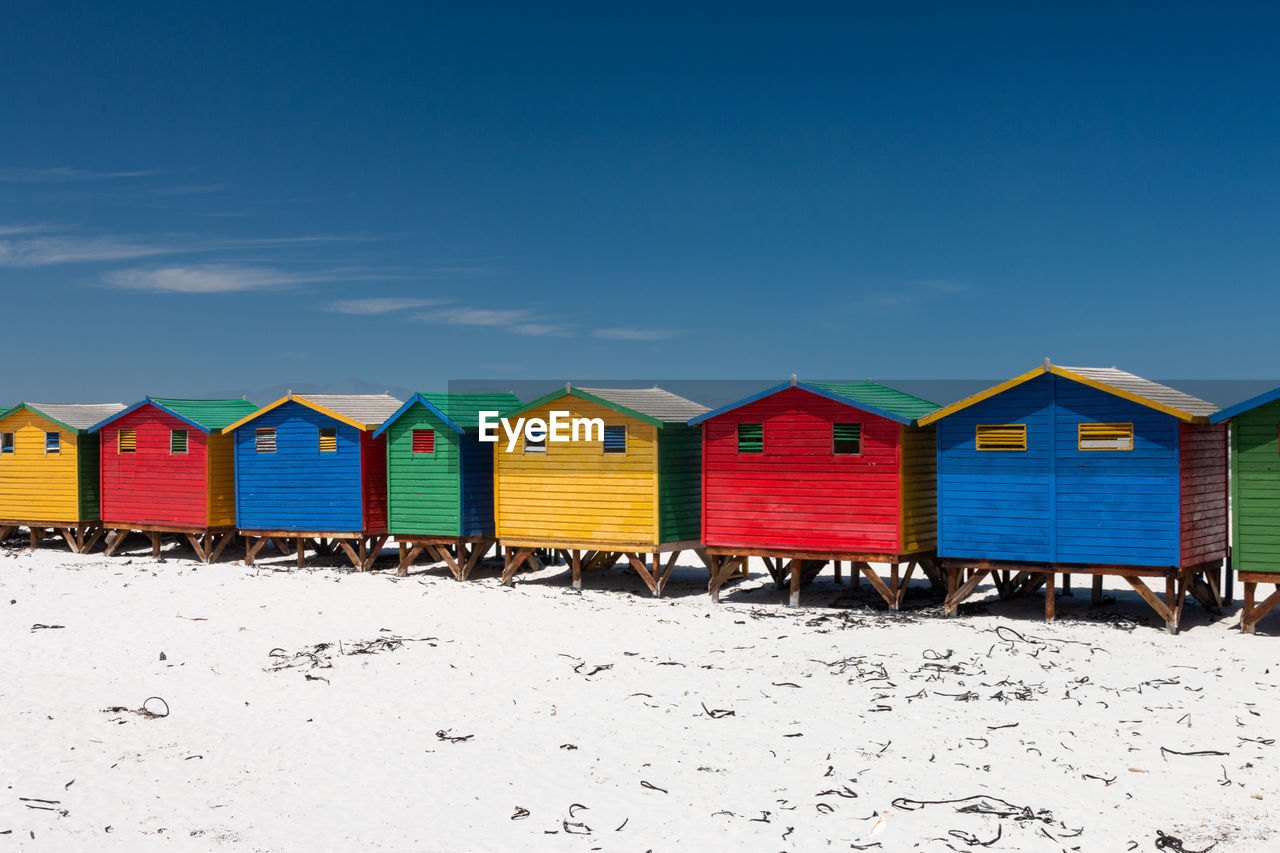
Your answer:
[371,394,466,438]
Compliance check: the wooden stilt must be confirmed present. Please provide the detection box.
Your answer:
[571,550,582,589]
[833,559,842,584]
[789,558,801,606]
[1091,574,1103,605]
[1044,571,1056,621]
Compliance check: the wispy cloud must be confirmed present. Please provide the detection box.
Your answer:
[151,183,224,196]
[592,328,677,341]
[0,234,173,266]
[104,264,376,293]
[0,225,383,268]
[414,307,574,337]
[864,278,973,310]
[0,166,163,182]
[328,297,450,315]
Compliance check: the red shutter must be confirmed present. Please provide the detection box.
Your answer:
[412,429,435,453]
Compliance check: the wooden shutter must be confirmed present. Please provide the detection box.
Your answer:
[118,429,137,453]
[833,423,862,455]
[412,429,435,453]
[737,423,763,454]
[318,427,337,453]
[1078,422,1133,451]
[603,425,626,453]
[255,428,276,454]
[975,424,1026,451]
[170,429,188,454]
[45,432,60,454]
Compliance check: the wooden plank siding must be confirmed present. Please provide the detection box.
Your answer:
[657,425,701,543]
[1178,422,1227,567]
[206,433,237,527]
[385,402,463,538]
[900,423,937,551]
[234,401,366,532]
[459,434,496,537]
[76,433,101,521]
[494,398,659,549]
[937,371,1217,568]
[1051,377,1179,566]
[99,406,209,528]
[937,373,1054,562]
[701,387,903,552]
[360,431,389,533]
[0,409,84,523]
[1230,400,1280,574]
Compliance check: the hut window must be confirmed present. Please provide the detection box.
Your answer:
[603,425,626,454]
[412,429,436,454]
[975,424,1026,451]
[170,429,188,455]
[737,423,763,454]
[118,429,137,454]
[1078,422,1133,451]
[255,428,276,454]
[833,423,862,455]
[318,427,337,453]
[0,432,12,454]
[525,433,546,453]
[45,432,61,454]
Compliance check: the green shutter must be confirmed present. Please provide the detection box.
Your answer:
[737,423,763,454]
[833,423,862,455]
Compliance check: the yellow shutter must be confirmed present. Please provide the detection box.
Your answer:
[975,424,1026,451]
[1078,422,1133,451]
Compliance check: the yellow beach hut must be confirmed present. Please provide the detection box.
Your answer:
[0,402,126,552]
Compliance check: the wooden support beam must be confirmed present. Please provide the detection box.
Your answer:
[296,537,306,570]
[501,548,535,584]
[397,543,426,577]
[337,539,362,570]
[858,563,894,608]
[244,535,269,567]
[789,558,801,607]
[362,536,388,571]
[58,528,79,552]
[1091,574,1104,605]
[1124,575,1175,629]
[655,550,679,597]
[894,561,917,610]
[462,538,494,579]
[625,552,659,596]
[150,532,161,559]
[571,549,582,589]
[945,568,991,616]
[1241,584,1280,634]
[185,534,208,562]
[1044,572,1056,621]
[208,532,232,563]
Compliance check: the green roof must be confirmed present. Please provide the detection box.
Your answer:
[806,381,939,420]
[421,393,522,431]
[151,397,262,431]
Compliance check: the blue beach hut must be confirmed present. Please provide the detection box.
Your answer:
[223,393,403,570]
[916,361,1226,632]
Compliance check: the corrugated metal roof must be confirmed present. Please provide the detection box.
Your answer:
[421,393,522,431]
[1058,367,1219,419]
[806,381,939,420]
[26,402,127,431]
[151,398,260,431]
[299,393,404,428]
[575,386,709,424]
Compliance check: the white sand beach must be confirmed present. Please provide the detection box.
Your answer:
[2,541,1277,851]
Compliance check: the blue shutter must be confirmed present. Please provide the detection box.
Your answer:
[603,425,626,453]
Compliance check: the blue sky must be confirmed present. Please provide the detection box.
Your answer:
[2,2,1279,402]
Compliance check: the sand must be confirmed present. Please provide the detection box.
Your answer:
[2,540,1277,851]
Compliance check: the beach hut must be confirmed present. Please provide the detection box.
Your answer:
[223,393,403,570]
[1209,388,1280,632]
[918,361,1226,633]
[372,392,521,578]
[494,385,709,596]
[688,378,940,607]
[89,397,260,562]
[0,402,126,552]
